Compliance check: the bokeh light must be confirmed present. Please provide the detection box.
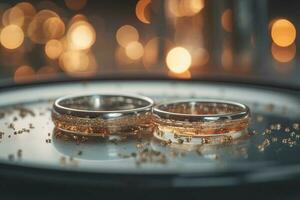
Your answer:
[166,47,192,74]
[271,43,296,63]
[0,0,296,84]
[116,25,139,48]
[59,51,90,75]
[136,0,151,24]
[2,6,24,27]
[168,70,191,79]
[115,46,135,65]
[167,0,204,17]
[37,66,57,75]
[221,9,232,32]
[27,9,59,44]
[65,0,88,11]
[14,65,35,82]
[14,2,36,30]
[45,39,63,59]
[67,21,96,50]
[183,0,204,16]
[221,47,233,70]
[192,48,209,66]
[68,14,88,26]
[143,37,159,67]
[43,17,65,40]
[125,41,144,60]
[271,19,296,47]
[15,2,36,16]
[0,25,24,49]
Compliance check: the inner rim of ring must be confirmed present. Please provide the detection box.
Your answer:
[58,95,151,112]
[156,101,245,115]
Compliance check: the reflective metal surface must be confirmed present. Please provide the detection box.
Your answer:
[0,80,300,186]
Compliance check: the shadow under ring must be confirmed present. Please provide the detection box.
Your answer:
[152,99,251,145]
[51,93,154,137]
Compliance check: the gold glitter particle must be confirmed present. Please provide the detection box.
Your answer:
[293,123,299,130]
[285,127,290,132]
[258,139,270,152]
[256,115,264,122]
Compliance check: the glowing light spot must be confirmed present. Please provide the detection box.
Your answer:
[166,47,192,74]
[221,47,233,70]
[221,9,232,32]
[65,0,88,11]
[14,2,36,29]
[115,46,134,65]
[28,10,59,44]
[0,25,24,49]
[37,66,57,76]
[271,19,296,47]
[192,48,209,66]
[271,43,296,63]
[59,51,90,75]
[45,39,63,59]
[125,41,144,60]
[136,0,151,24]
[116,25,139,48]
[167,0,179,17]
[143,37,159,67]
[14,65,35,82]
[43,17,65,40]
[15,2,36,17]
[68,21,96,50]
[168,70,191,79]
[2,6,24,27]
[167,0,204,17]
[183,0,204,16]
[69,14,88,26]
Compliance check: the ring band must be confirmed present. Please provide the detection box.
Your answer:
[52,93,154,136]
[152,99,250,145]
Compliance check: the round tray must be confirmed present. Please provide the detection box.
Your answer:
[0,80,300,192]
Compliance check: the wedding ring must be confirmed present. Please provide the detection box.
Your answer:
[52,93,154,136]
[152,99,250,145]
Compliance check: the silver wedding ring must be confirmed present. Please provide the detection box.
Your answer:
[52,93,154,136]
[152,99,251,145]
[52,94,251,144]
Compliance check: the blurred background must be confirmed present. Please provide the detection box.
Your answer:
[0,0,298,86]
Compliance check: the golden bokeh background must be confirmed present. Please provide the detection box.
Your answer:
[0,0,296,84]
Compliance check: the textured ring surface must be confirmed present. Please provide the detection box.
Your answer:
[152,99,251,144]
[52,93,154,136]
